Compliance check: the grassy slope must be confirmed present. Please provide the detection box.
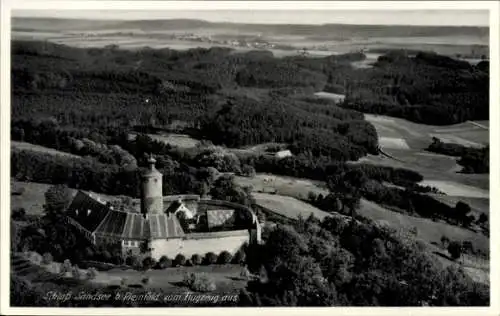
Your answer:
[11,141,81,159]
[253,192,330,221]
[359,199,488,253]
[237,174,489,254]
[358,114,489,191]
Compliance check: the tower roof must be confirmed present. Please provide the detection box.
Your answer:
[142,154,162,177]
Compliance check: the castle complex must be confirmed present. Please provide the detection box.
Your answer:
[65,156,262,260]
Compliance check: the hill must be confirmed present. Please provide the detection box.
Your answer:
[12,17,489,40]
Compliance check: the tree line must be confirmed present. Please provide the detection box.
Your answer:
[238,214,488,306]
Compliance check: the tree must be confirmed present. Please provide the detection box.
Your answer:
[327,170,367,220]
[241,165,256,178]
[477,213,488,225]
[307,191,317,202]
[204,252,218,265]
[12,208,26,221]
[174,254,186,267]
[142,256,156,270]
[455,202,471,221]
[218,251,233,264]
[44,184,72,218]
[157,256,172,269]
[447,241,462,261]
[209,175,253,206]
[440,235,450,249]
[191,254,202,266]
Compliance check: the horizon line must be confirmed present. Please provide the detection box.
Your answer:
[12,16,490,28]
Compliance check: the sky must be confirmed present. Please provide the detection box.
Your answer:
[13,9,489,26]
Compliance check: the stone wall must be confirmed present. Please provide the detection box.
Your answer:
[150,230,249,260]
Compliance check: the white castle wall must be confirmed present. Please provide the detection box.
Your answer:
[150,230,250,260]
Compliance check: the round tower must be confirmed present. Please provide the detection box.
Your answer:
[141,154,163,216]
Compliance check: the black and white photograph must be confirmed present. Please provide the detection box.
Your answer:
[1,1,498,313]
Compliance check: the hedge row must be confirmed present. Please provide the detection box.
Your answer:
[126,250,246,270]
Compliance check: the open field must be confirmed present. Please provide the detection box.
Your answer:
[253,193,330,221]
[314,91,346,103]
[11,181,52,214]
[11,141,81,159]
[378,137,410,150]
[13,252,246,295]
[356,114,489,194]
[359,199,489,254]
[354,151,489,190]
[429,194,489,215]
[128,133,201,149]
[149,134,201,149]
[235,173,328,200]
[97,264,246,293]
[364,114,489,150]
[12,26,488,60]
[250,189,489,284]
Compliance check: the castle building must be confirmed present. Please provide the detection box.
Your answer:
[65,156,261,260]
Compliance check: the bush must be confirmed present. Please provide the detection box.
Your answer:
[125,255,139,267]
[11,208,26,221]
[462,240,474,254]
[185,259,193,267]
[86,267,98,280]
[174,254,186,267]
[46,262,61,274]
[191,254,202,266]
[183,272,196,287]
[101,250,112,263]
[112,253,125,265]
[218,251,233,264]
[448,241,463,260]
[232,250,246,264]
[42,252,53,265]
[440,235,450,248]
[61,259,72,273]
[409,226,418,236]
[157,256,172,269]
[241,164,256,177]
[27,251,43,265]
[142,257,156,270]
[184,272,216,292]
[120,277,128,287]
[84,247,95,260]
[308,191,317,202]
[204,252,218,265]
[72,265,82,279]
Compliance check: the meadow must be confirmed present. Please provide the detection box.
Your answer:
[11,141,81,159]
[356,114,489,193]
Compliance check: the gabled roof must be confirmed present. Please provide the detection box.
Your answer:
[149,213,185,239]
[165,200,183,214]
[67,191,184,240]
[66,191,111,232]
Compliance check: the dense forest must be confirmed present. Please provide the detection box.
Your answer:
[240,215,488,306]
[11,40,488,223]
